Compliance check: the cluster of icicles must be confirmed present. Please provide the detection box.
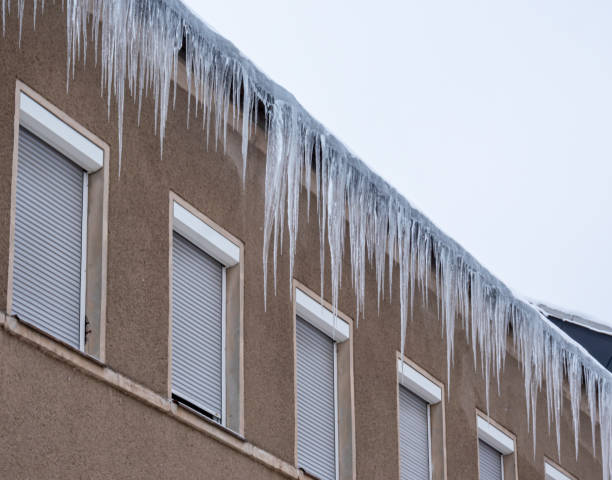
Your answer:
[3,0,612,476]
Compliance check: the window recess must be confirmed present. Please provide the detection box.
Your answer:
[8,87,107,360]
[397,358,446,480]
[294,284,355,480]
[476,414,517,480]
[169,197,243,433]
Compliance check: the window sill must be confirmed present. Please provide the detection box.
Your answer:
[298,467,326,480]
[172,398,245,442]
[9,313,104,366]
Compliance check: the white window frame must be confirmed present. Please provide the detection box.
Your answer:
[295,288,350,480]
[397,359,442,404]
[545,462,575,480]
[397,360,442,480]
[18,93,103,352]
[19,92,103,172]
[171,201,239,426]
[79,173,88,351]
[295,289,349,341]
[476,415,517,480]
[476,417,515,456]
[333,342,339,478]
[173,202,240,267]
[220,267,227,424]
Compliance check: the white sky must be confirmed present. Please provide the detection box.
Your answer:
[182,0,612,327]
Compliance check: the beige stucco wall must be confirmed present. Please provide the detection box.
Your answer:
[0,3,603,479]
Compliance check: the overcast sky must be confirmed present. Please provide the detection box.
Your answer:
[183,0,612,327]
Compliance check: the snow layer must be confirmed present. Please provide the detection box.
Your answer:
[535,300,612,336]
[2,0,611,476]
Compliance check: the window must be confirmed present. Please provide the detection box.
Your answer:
[478,440,503,480]
[8,86,107,359]
[169,197,243,432]
[399,386,430,479]
[397,358,446,480]
[294,285,354,480]
[476,414,517,480]
[545,461,576,480]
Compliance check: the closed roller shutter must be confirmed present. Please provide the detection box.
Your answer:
[296,317,337,480]
[479,440,503,480]
[11,127,85,349]
[399,386,430,480]
[171,231,224,421]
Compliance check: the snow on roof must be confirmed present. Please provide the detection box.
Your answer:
[536,302,612,336]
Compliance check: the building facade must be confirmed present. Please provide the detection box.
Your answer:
[0,3,607,479]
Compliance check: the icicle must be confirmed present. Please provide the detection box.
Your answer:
[240,72,250,184]
[2,0,6,36]
[585,368,598,454]
[285,108,300,295]
[17,0,23,46]
[303,130,313,221]
[567,354,582,460]
[6,2,611,478]
[262,102,286,305]
[598,381,612,480]
[317,136,328,300]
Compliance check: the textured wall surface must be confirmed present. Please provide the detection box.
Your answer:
[0,3,603,479]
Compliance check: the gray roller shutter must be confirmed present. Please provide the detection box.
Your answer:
[398,386,431,480]
[11,127,85,350]
[479,440,503,480]
[296,317,337,480]
[171,231,224,421]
